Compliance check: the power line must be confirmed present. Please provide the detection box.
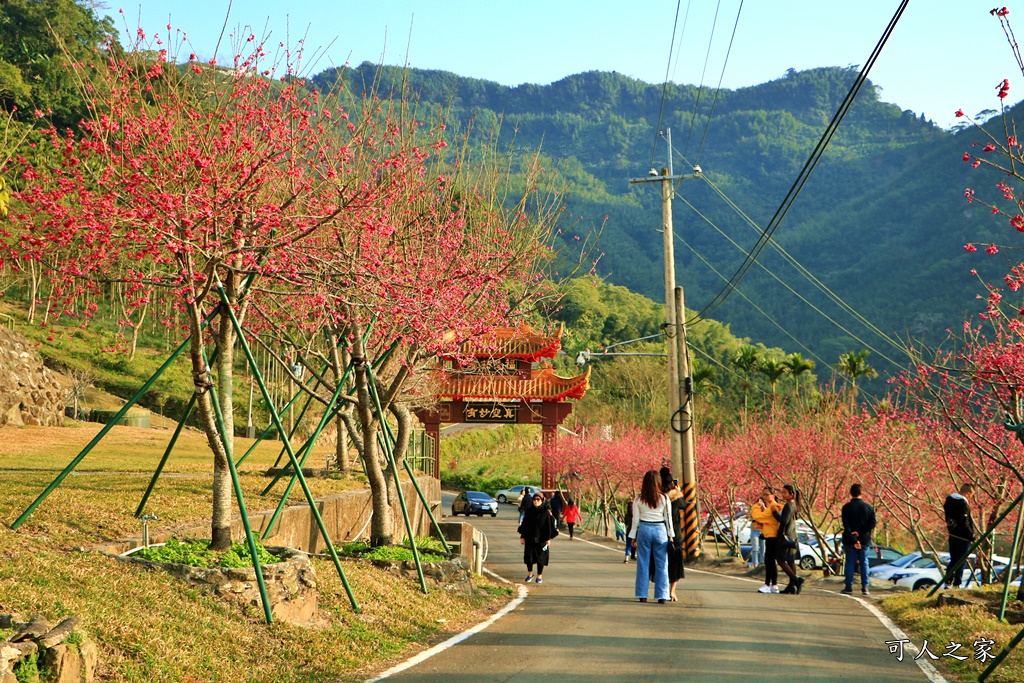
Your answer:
[682,0,723,161]
[690,0,910,324]
[695,0,743,166]
[674,192,902,369]
[700,175,908,359]
[675,229,829,369]
[688,343,775,401]
[651,0,685,167]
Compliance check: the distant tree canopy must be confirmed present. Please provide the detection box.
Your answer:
[0,0,115,129]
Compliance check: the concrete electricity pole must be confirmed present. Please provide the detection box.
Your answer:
[629,129,702,560]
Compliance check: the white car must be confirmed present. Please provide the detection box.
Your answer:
[891,556,982,591]
[888,553,1012,591]
[869,552,924,581]
[495,485,539,504]
[796,531,836,570]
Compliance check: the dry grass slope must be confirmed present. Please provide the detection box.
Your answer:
[0,424,510,682]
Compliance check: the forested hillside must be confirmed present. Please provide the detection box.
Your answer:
[315,62,1008,383]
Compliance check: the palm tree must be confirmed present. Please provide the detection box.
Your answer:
[731,346,760,424]
[836,350,878,400]
[758,358,789,400]
[783,352,816,401]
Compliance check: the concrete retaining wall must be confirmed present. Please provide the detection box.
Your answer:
[128,476,442,555]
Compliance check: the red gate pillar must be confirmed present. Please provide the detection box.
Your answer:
[541,423,557,489]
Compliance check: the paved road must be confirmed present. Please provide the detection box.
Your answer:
[379,495,941,683]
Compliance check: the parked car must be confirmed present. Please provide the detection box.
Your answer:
[868,545,906,567]
[869,552,924,581]
[495,485,539,504]
[796,532,836,570]
[451,491,498,517]
[890,554,976,591]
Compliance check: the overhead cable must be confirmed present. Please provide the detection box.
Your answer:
[675,231,829,369]
[690,0,910,324]
[675,192,902,369]
[651,0,685,167]
[700,176,908,361]
[682,0,723,161]
[695,0,744,166]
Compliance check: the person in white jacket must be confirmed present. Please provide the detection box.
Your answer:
[629,469,674,603]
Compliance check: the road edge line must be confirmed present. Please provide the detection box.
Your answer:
[832,592,948,683]
[365,582,528,682]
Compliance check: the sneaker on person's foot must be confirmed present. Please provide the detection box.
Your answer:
[623,557,629,563]
[535,576,543,584]
[862,587,870,595]
[757,585,772,593]
[769,586,780,593]
[525,575,533,583]
[840,587,853,594]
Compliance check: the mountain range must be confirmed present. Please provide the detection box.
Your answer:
[321,63,1010,379]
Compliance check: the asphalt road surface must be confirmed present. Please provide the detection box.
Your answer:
[380,495,940,683]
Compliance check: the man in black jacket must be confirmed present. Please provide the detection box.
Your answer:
[944,483,977,588]
[840,483,877,595]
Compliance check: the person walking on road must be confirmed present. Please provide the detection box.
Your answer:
[518,492,558,584]
[614,515,627,543]
[518,487,535,524]
[629,469,674,603]
[623,505,637,562]
[840,483,876,596]
[773,483,804,594]
[747,493,764,568]
[751,486,783,593]
[661,468,686,602]
[944,483,977,588]
[562,498,582,539]
[550,490,565,530]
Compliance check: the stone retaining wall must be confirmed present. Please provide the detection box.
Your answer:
[0,327,64,427]
[0,614,97,683]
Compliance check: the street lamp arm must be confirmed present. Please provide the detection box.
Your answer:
[600,333,665,352]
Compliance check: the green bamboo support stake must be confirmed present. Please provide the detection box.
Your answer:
[999,498,1024,622]
[201,347,274,624]
[261,436,315,496]
[261,353,363,497]
[236,365,324,467]
[135,394,197,518]
[979,623,1024,681]
[378,416,450,555]
[928,492,1024,598]
[261,371,351,538]
[12,332,196,530]
[216,281,360,612]
[268,386,318,470]
[366,365,428,594]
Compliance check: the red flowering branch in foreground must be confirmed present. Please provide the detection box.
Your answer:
[1,25,568,547]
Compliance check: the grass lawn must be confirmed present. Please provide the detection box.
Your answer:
[0,424,511,682]
[879,586,1024,683]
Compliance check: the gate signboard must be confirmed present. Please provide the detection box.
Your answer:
[464,402,519,423]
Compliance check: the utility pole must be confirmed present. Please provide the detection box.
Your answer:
[629,128,702,560]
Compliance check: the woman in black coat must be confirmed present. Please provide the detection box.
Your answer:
[518,491,558,584]
[773,483,805,594]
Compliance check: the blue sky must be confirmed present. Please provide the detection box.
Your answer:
[119,1,1019,129]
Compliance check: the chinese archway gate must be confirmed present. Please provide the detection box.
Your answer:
[412,325,590,488]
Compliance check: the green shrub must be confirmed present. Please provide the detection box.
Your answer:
[13,651,39,683]
[135,538,283,568]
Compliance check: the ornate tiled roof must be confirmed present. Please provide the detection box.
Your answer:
[445,324,564,362]
[434,366,590,402]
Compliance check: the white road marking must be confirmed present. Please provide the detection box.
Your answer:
[365,583,528,682]
[582,533,948,682]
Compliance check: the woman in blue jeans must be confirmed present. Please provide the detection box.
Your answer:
[629,469,674,603]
